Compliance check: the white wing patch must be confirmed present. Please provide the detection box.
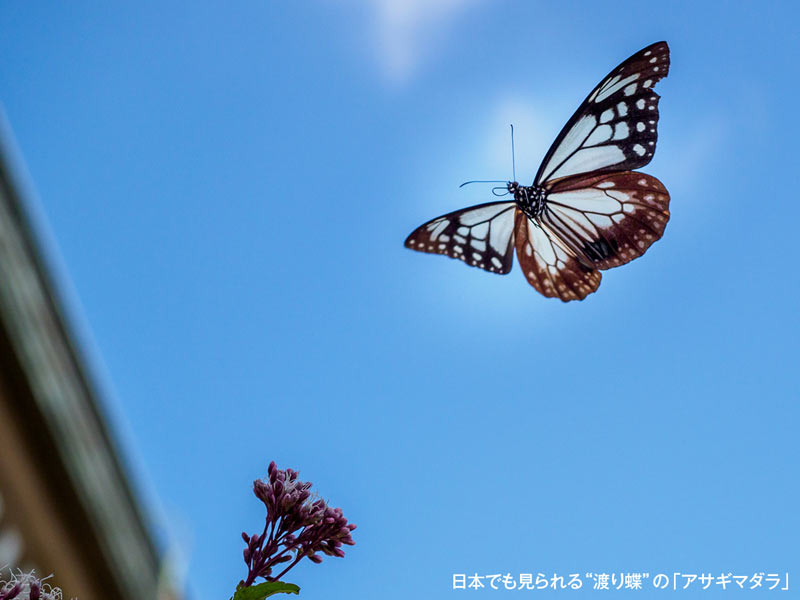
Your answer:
[541,114,596,182]
[550,145,626,182]
[591,73,639,103]
[405,202,516,274]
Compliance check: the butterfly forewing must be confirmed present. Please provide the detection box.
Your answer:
[535,41,669,186]
[541,171,670,270]
[514,210,602,301]
[404,202,517,274]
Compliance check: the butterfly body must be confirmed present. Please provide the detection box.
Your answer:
[405,42,671,301]
[509,182,547,221]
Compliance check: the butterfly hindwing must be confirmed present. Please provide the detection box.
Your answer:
[514,209,602,302]
[404,202,517,274]
[536,41,670,185]
[541,171,670,270]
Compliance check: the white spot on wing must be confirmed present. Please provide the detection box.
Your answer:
[529,222,556,264]
[549,145,625,180]
[595,73,639,103]
[458,204,513,226]
[471,222,489,240]
[585,124,613,146]
[548,188,622,214]
[430,220,448,240]
[539,115,596,182]
[488,209,515,254]
[586,213,614,227]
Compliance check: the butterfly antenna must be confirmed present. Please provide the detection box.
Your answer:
[459,179,507,188]
[510,124,516,182]
[492,186,510,197]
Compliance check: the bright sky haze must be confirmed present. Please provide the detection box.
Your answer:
[1,2,798,598]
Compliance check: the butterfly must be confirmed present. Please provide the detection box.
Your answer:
[404,42,671,301]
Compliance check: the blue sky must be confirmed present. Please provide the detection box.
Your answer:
[1,1,798,598]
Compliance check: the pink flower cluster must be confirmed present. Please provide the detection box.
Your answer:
[240,462,356,587]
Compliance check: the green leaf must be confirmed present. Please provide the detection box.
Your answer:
[231,581,301,600]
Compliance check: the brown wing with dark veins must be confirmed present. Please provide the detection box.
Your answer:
[514,210,602,302]
[541,171,670,270]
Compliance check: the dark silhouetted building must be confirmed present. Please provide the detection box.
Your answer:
[0,116,178,600]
